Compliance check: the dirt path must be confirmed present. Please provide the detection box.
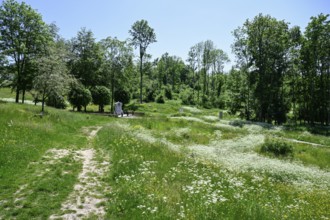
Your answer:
[50,126,110,220]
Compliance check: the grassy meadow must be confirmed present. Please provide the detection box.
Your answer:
[0,93,329,219]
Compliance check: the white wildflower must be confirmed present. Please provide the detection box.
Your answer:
[182,106,202,113]
[202,115,219,122]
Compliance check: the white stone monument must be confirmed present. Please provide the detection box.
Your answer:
[114,101,123,117]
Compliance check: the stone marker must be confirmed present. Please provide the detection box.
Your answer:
[219,111,223,119]
[114,101,123,117]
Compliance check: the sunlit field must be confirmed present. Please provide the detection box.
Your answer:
[0,100,329,219]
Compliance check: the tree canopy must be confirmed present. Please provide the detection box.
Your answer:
[129,19,157,103]
[0,0,329,126]
[0,0,51,103]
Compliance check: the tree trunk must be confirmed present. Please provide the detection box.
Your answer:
[41,91,45,113]
[15,88,20,103]
[139,55,143,103]
[192,70,195,99]
[22,89,25,104]
[110,72,115,113]
[15,61,21,103]
[203,67,206,96]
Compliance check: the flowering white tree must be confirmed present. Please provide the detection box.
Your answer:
[33,41,71,112]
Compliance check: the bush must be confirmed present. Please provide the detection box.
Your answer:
[199,95,212,109]
[163,86,172,100]
[46,92,67,109]
[211,95,226,109]
[91,86,110,112]
[260,141,293,157]
[126,101,139,113]
[114,89,130,106]
[180,88,195,105]
[144,87,156,102]
[68,83,92,112]
[155,94,165,103]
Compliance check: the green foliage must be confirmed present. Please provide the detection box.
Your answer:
[45,91,67,109]
[298,14,330,125]
[114,88,130,105]
[180,88,195,105]
[129,19,157,103]
[67,83,92,112]
[199,95,212,109]
[34,40,70,112]
[126,101,139,112]
[91,86,110,112]
[155,94,165,104]
[144,84,157,102]
[163,86,172,100]
[234,14,291,124]
[0,0,51,103]
[68,28,103,88]
[260,141,293,157]
[210,95,226,109]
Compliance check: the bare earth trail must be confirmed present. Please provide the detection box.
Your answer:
[50,126,110,220]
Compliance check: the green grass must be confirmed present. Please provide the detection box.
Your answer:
[96,122,329,220]
[279,129,330,146]
[293,143,330,169]
[0,102,113,219]
[0,87,35,101]
[0,100,329,219]
[0,87,15,99]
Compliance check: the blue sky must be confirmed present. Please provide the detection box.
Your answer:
[16,0,330,70]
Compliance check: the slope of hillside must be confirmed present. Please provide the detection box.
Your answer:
[0,101,329,219]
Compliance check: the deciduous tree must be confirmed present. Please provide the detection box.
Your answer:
[100,37,133,112]
[33,40,70,113]
[0,0,50,103]
[129,19,156,103]
[68,28,103,88]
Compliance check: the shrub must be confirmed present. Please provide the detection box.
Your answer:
[163,86,172,100]
[114,89,130,106]
[68,83,92,112]
[180,88,195,105]
[260,141,293,157]
[91,86,110,112]
[199,95,212,109]
[155,94,165,103]
[126,101,139,113]
[46,92,67,109]
[211,95,227,109]
[144,87,156,102]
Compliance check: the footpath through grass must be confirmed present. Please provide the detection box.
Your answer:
[0,102,112,219]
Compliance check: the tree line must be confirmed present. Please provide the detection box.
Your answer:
[0,0,329,125]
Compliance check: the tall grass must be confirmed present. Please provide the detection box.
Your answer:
[96,121,330,220]
[0,100,329,219]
